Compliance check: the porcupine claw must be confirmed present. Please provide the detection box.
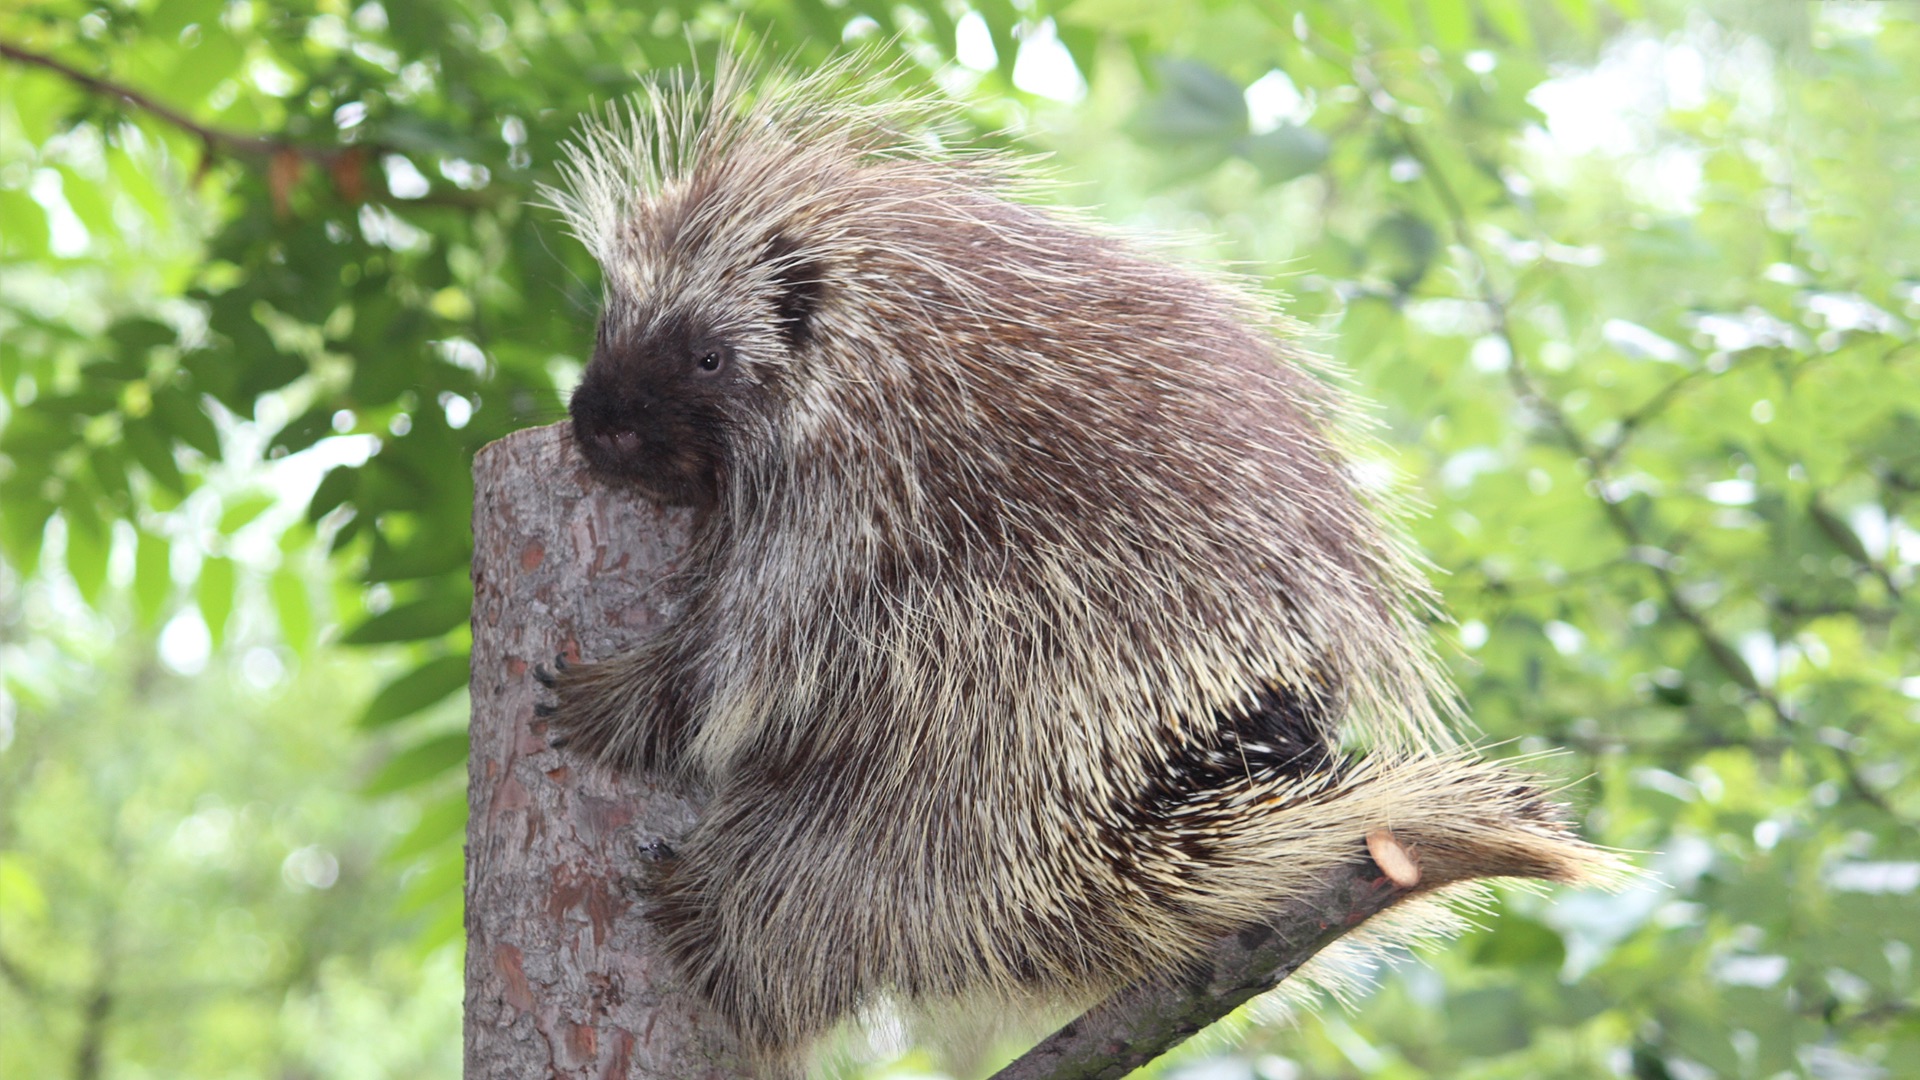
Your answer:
[533,653,571,749]
[531,652,570,688]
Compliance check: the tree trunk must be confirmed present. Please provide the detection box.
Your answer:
[466,422,738,1078]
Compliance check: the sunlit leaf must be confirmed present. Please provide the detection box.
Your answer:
[196,555,237,647]
[0,190,49,257]
[133,527,171,627]
[269,566,314,651]
[217,492,275,535]
[0,854,48,924]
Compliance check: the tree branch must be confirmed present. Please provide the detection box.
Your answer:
[0,38,501,210]
[987,862,1409,1080]
[0,38,277,158]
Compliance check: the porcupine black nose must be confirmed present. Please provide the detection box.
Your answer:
[599,429,641,457]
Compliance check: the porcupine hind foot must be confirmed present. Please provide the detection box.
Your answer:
[644,830,856,1073]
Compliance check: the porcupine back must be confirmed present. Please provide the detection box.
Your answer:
[543,55,1624,1063]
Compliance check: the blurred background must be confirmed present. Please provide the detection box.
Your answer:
[1,1,1916,1077]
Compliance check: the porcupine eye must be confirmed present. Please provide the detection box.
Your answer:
[695,348,725,374]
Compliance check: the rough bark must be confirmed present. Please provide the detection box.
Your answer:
[467,422,739,1079]
[466,422,1420,1079]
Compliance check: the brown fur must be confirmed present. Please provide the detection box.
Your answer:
[539,54,1626,1067]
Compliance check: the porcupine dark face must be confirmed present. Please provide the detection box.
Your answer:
[567,236,824,508]
[569,311,745,508]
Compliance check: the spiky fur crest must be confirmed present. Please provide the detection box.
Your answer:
[541,51,1627,1068]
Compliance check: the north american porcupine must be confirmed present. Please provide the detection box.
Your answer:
[535,53,1625,1068]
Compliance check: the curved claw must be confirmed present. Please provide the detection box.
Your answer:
[533,702,557,717]
[548,733,573,750]
[532,664,557,688]
[554,652,571,672]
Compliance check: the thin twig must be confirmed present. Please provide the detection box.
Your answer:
[0,38,501,209]
[1,39,279,157]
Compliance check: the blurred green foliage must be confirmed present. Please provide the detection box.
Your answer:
[2,0,1916,1077]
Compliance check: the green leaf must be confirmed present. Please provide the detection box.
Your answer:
[1373,0,1418,38]
[1472,915,1567,969]
[1425,0,1475,48]
[1479,0,1535,48]
[387,791,467,862]
[151,387,223,459]
[0,404,78,458]
[340,590,470,646]
[63,506,110,607]
[217,492,275,535]
[1235,124,1330,184]
[124,416,187,495]
[307,465,358,523]
[0,190,49,258]
[0,854,49,925]
[1058,0,1187,38]
[1131,60,1248,145]
[1448,985,1533,1055]
[358,653,471,729]
[56,166,114,243]
[395,846,463,917]
[269,406,339,458]
[196,556,237,647]
[159,25,244,108]
[365,530,472,583]
[269,567,313,650]
[364,731,468,794]
[347,306,428,407]
[1365,212,1441,293]
[0,484,54,579]
[413,897,465,954]
[148,0,226,37]
[109,317,176,359]
[133,528,172,627]
[202,293,306,407]
[369,116,481,158]
[1561,0,1601,33]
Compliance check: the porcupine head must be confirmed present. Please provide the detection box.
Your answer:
[538,51,1629,1073]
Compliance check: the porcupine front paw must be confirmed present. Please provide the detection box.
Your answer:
[531,649,685,771]
[530,652,619,759]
